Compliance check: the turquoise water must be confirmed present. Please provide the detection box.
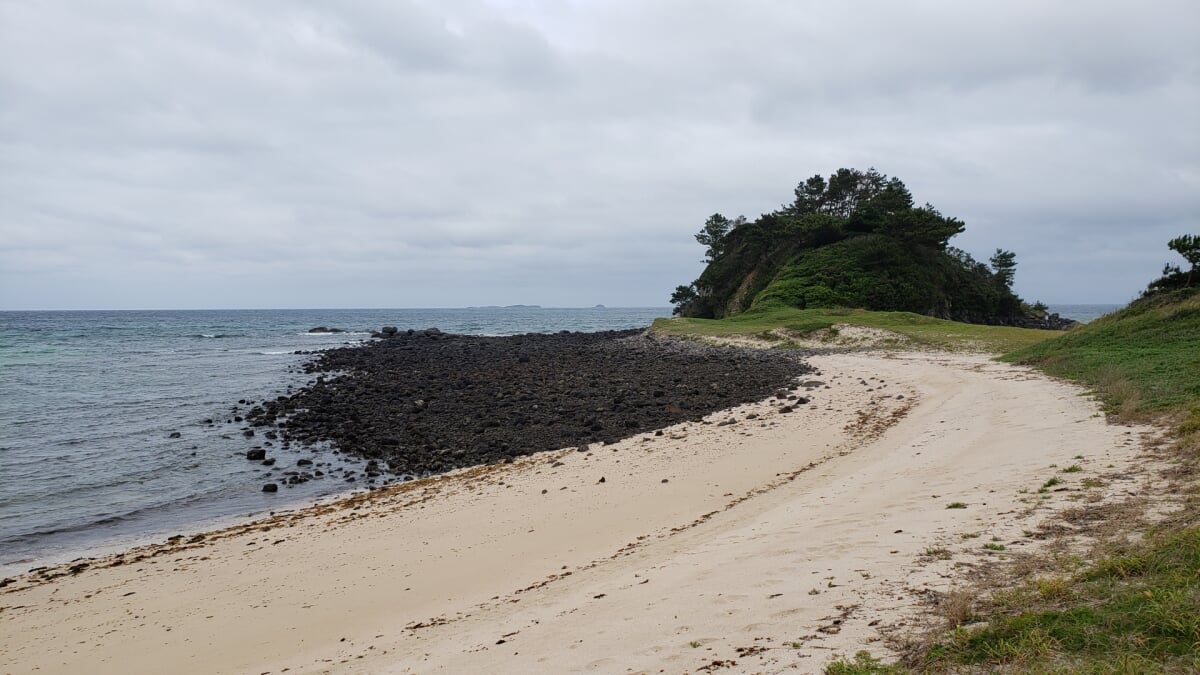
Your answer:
[0,307,667,572]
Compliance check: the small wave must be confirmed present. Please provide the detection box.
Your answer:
[259,350,293,355]
[190,333,244,339]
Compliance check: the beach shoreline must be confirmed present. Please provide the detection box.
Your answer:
[0,349,1164,673]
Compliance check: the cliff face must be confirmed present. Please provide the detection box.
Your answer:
[672,169,1031,326]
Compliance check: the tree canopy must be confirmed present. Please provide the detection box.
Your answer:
[1146,233,1200,294]
[671,168,1026,323]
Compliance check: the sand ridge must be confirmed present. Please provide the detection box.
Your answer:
[0,351,1161,674]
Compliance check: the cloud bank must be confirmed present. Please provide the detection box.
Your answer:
[2,0,1196,309]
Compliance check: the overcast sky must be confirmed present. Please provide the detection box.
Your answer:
[1,1,1197,310]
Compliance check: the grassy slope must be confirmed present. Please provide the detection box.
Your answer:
[652,307,1058,353]
[1003,289,1200,420]
[655,295,1200,673]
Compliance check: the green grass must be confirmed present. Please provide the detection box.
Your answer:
[924,528,1200,671]
[652,307,1058,353]
[1003,288,1200,420]
[825,650,908,674]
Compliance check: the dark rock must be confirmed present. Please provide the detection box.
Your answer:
[262,483,278,493]
[240,330,813,478]
[261,458,276,466]
[297,458,313,466]
[308,326,346,334]
[242,430,254,438]
[246,448,267,460]
[168,431,181,439]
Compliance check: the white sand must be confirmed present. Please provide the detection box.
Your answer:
[0,351,1159,674]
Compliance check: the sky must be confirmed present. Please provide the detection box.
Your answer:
[1,1,1197,310]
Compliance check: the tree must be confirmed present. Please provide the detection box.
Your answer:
[990,249,1017,289]
[670,284,698,315]
[695,213,739,262]
[790,174,827,215]
[1167,234,1200,286]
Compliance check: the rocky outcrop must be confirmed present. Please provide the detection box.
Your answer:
[245,330,813,477]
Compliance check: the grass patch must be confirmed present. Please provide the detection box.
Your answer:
[1039,477,1063,493]
[1003,288,1200,419]
[651,307,1058,353]
[925,546,953,560]
[825,650,908,674]
[983,542,1007,551]
[922,527,1200,671]
[945,501,968,509]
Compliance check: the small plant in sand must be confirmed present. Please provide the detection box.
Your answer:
[940,589,978,627]
[1081,477,1107,489]
[925,546,953,560]
[1039,477,1063,492]
[1061,464,1083,473]
[1035,577,1072,600]
[825,650,907,674]
[961,531,981,539]
[689,640,702,648]
[984,542,1007,551]
[946,501,968,509]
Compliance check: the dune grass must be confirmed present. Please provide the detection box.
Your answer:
[652,307,1058,353]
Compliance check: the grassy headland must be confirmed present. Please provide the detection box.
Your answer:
[653,307,1059,353]
[655,290,1200,673]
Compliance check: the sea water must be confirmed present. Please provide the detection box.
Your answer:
[0,307,666,573]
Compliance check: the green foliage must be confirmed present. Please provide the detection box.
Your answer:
[825,650,908,674]
[1167,233,1200,268]
[1146,233,1200,293]
[924,527,1200,671]
[749,235,1020,319]
[989,248,1017,289]
[1004,287,1200,417]
[673,167,1022,322]
[652,307,1057,353]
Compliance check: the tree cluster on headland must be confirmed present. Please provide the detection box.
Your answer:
[671,168,1044,326]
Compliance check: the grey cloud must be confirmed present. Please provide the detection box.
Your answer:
[1,0,1196,309]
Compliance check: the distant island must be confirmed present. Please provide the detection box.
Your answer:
[671,167,1057,327]
[464,305,543,309]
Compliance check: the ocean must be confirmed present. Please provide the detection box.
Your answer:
[0,307,667,574]
[0,303,1119,574]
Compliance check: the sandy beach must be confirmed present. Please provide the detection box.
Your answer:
[0,350,1160,674]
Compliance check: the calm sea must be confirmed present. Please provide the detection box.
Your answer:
[0,307,667,573]
[1047,304,1123,324]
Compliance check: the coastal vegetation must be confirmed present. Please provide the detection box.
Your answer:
[660,234,1200,673]
[670,168,1036,325]
[653,307,1057,353]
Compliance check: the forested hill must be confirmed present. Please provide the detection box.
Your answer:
[670,168,1052,326]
